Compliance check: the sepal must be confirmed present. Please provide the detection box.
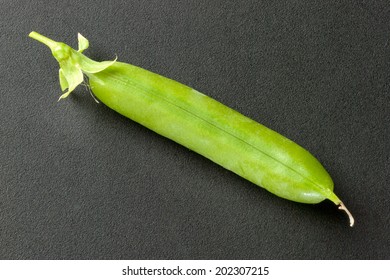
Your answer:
[78,55,117,73]
[58,60,84,101]
[59,69,69,91]
[77,33,89,53]
[29,31,117,100]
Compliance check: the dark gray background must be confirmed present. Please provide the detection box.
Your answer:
[1,0,389,259]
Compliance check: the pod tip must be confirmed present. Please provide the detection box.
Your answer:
[338,201,355,227]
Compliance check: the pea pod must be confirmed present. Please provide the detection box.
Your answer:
[29,31,354,226]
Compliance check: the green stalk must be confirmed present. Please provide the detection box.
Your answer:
[29,31,58,49]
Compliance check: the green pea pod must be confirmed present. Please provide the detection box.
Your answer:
[29,31,354,226]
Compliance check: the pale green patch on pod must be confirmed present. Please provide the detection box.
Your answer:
[29,31,354,227]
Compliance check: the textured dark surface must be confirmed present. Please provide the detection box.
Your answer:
[1,0,389,259]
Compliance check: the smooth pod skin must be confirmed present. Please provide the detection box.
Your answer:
[29,31,354,226]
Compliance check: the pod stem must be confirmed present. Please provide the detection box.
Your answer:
[338,201,355,227]
[29,31,58,49]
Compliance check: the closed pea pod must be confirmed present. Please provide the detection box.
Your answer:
[29,32,354,226]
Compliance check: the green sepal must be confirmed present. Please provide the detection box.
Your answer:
[29,31,116,100]
[59,69,69,91]
[77,33,89,53]
[77,54,117,73]
[58,60,84,100]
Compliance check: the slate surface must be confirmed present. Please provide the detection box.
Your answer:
[1,0,389,259]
